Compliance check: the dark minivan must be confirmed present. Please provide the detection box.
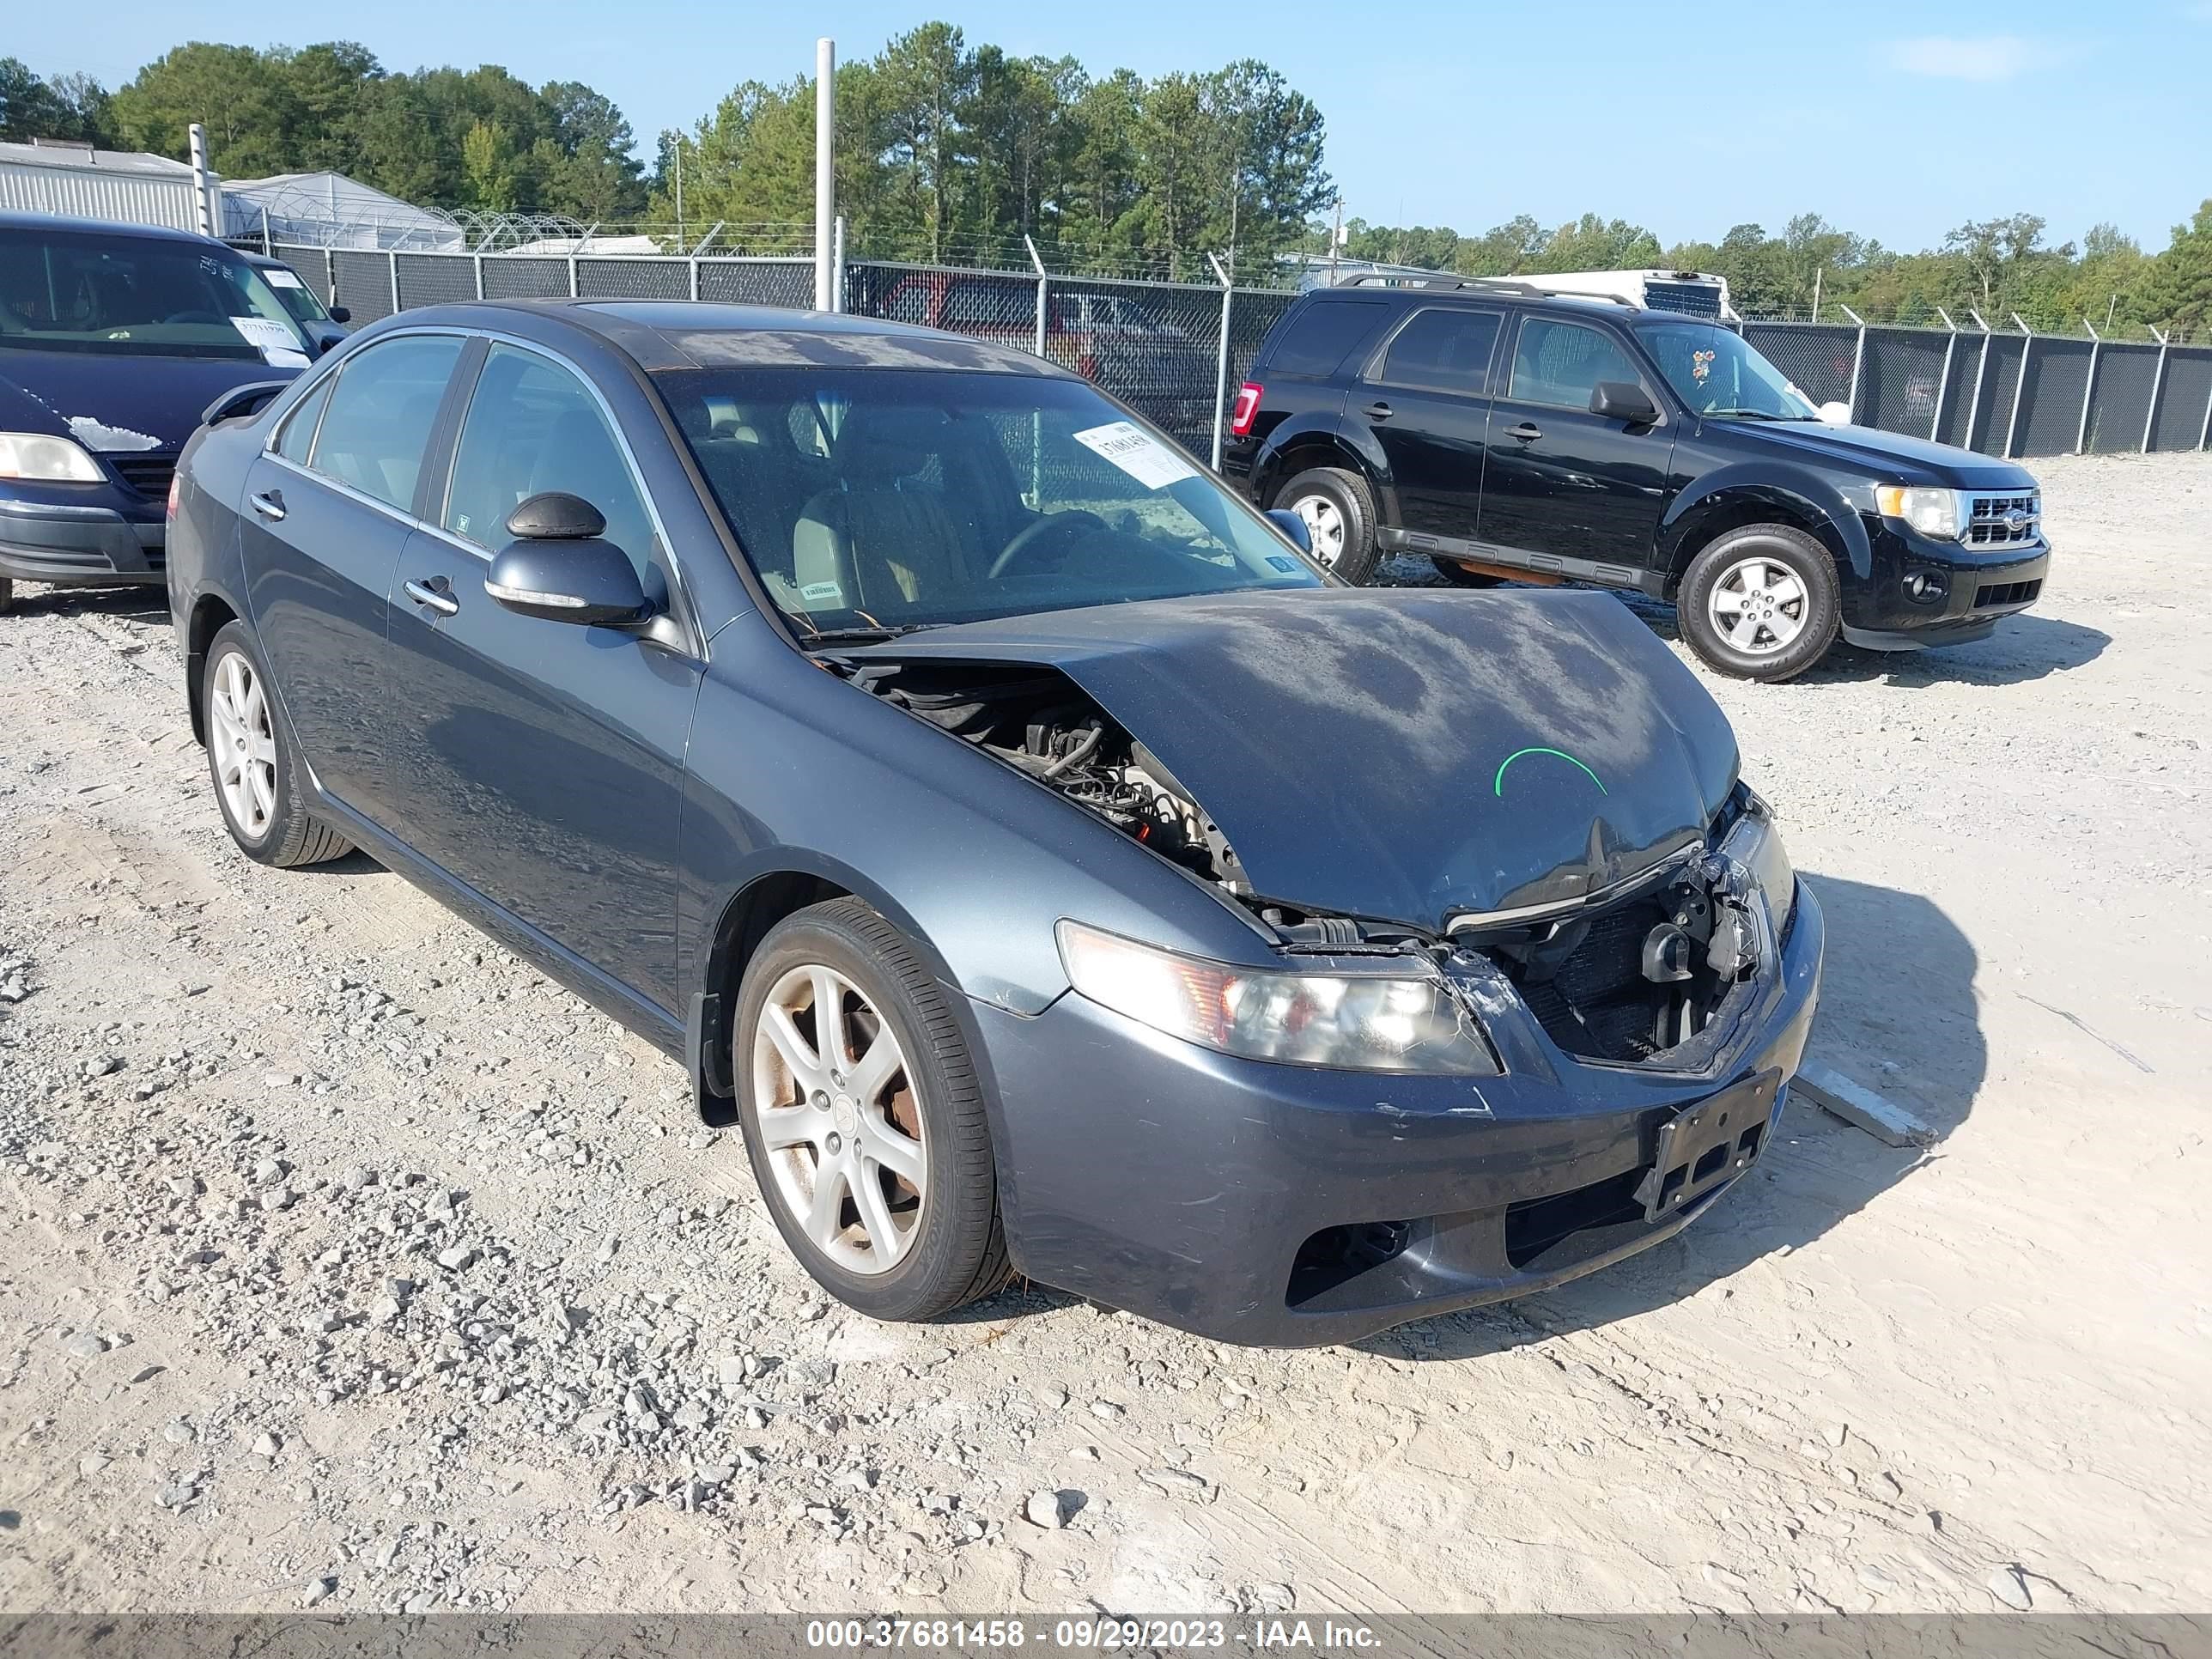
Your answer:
[1224,277,2053,681]
[0,212,313,614]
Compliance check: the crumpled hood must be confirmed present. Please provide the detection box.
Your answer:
[0,347,296,454]
[857,587,1741,933]
[1723,416,2036,488]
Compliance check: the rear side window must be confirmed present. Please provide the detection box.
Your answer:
[305,333,464,510]
[275,375,333,465]
[1507,319,1643,410]
[1378,307,1503,395]
[1261,299,1390,377]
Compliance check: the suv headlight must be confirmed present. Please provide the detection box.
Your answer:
[1719,801,1796,935]
[1875,485,1960,540]
[1056,920,1499,1074]
[0,432,107,483]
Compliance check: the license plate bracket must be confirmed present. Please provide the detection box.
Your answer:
[1635,1068,1783,1221]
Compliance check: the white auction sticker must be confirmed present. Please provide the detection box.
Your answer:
[1073,420,1198,491]
[228,315,311,368]
[262,267,306,289]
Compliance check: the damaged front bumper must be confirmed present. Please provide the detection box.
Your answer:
[978,881,1822,1347]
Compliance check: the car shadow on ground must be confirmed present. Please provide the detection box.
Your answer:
[3,582,171,625]
[1368,871,1984,1363]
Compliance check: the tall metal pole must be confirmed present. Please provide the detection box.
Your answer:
[1207,252,1235,472]
[814,38,836,312]
[1964,309,1992,453]
[1810,267,1820,325]
[1024,235,1048,358]
[2142,325,2171,453]
[1929,307,1958,442]
[2003,313,2033,459]
[2076,317,2101,455]
[674,141,684,251]
[187,123,216,236]
[832,215,847,313]
[1838,305,1865,422]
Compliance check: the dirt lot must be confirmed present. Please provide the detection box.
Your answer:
[0,451,2206,1617]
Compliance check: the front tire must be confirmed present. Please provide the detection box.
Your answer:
[1676,524,1841,683]
[1273,466,1381,584]
[734,897,1010,1322]
[201,622,352,866]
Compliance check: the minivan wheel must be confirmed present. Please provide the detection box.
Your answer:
[734,897,1011,1322]
[1677,524,1841,683]
[1273,466,1380,584]
[201,622,353,866]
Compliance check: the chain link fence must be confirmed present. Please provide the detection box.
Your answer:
[270,243,2212,464]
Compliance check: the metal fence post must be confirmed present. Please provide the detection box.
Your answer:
[1206,252,1235,471]
[832,216,847,313]
[2142,325,2171,453]
[1964,309,1992,453]
[473,253,485,301]
[567,255,579,299]
[2075,317,2101,454]
[386,249,400,314]
[1929,307,1959,442]
[1838,305,1866,422]
[1024,235,1048,358]
[2003,313,2032,459]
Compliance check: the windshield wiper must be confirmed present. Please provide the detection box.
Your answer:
[799,623,938,645]
[1708,408,1821,422]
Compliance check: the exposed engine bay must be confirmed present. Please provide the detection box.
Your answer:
[834,655,1765,1066]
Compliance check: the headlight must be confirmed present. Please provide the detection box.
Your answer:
[1719,802,1796,935]
[1875,484,1960,540]
[1056,920,1499,1074]
[0,432,106,483]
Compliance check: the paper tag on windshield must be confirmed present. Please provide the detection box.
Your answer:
[229,316,311,368]
[1073,421,1198,491]
[263,267,306,289]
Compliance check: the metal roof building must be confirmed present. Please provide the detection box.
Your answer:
[0,139,210,232]
[220,171,465,251]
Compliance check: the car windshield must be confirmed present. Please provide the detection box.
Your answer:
[0,228,313,360]
[659,367,1326,633]
[257,264,332,325]
[1644,321,1818,421]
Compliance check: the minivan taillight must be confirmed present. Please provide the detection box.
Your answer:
[1229,381,1263,438]
[166,473,181,520]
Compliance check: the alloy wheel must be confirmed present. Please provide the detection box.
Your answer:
[749,963,927,1275]
[209,651,278,839]
[1289,492,1347,567]
[1705,556,1808,655]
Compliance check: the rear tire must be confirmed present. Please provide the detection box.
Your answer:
[1272,466,1380,584]
[201,622,353,867]
[734,897,1011,1322]
[1676,523,1840,683]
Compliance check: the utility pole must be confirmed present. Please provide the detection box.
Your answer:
[1811,267,1821,324]
[814,38,836,311]
[1328,197,1343,285]
[673,141,684,250]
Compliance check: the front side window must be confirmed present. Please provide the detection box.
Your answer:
[444,343,657,575]
[304,333,464,510]
[0,228,313,360]
[259,264,334,326]
[1644,322,1817,421]
[659,367,1322,633]
[1506,318,1644,410]
[1377,307,1503,396]
[275,375,333,465]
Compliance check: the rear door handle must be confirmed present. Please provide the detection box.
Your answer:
[1506,422,1543,442]
[249,489,286,521]
[1363,401,1393,420]
[404,576,458,618]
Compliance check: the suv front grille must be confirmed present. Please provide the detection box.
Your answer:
[1966,491,2040,547]
[108,453,178,501]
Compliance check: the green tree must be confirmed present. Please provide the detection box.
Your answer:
[111,42,301,173]
[2143,201,2212,336]
[1,58,113,143]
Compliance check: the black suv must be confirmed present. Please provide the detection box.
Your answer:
[1224,278,2052,680]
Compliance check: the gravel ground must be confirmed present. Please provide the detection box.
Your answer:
[0,451,2206,1616]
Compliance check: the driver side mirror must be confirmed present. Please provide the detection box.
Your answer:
[327,306,351,324]
[1590,380,1659,425]
[484,492,649,627]
[1265,507,1312,555]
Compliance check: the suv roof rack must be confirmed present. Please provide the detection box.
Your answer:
[1330,272,1638,307]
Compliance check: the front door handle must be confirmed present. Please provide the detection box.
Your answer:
[1363,401,1393,420]
[1506,422,1543,442]
[404,576,458,618]
[249,489,286,521]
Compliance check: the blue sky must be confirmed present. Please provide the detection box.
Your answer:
[15,0,2210,252]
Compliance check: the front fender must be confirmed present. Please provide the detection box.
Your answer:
[1658,463,1872,581]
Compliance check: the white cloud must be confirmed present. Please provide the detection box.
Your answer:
[1887,35,2040,81]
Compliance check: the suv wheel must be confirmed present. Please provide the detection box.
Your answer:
[1273,467,1380,584]
[734,897,1012,1322]
[1677,524,1841,683]
[201,621,354,866]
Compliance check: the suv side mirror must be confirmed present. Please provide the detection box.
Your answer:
[327,305,351,324]
[484,493,648,626]
[1590,381,1659,425]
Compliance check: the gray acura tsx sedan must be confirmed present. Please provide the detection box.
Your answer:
[166,300,1822,1346]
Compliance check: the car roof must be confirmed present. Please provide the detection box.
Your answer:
[0,210,233,248]
[360,298,1073,378]
[1291,283,1719,331]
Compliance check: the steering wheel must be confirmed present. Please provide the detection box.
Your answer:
[987,511,1107,581]
[162,310,227,325]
